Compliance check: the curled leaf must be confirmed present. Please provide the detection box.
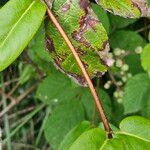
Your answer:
[45,0,113,86]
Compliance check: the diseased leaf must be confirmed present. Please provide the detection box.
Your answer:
[0,0,46,71]
[95,0,149,18]
[45,0,113,86]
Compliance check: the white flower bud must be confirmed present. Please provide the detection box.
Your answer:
[121,64,129,71]
[117,81,123,86]
[121,50,125,54]
[116,59,123,68]
[135,46,143,54]
[122,76,127,82]
[118,91,124,97]
[120,71,125,75]
[114,48,122,56]
[127,73,132,78]
[114,91,119,98]
[117,98,123,103]
[104,83,110,89]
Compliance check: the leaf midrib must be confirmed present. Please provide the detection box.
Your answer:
[0,1,35,48]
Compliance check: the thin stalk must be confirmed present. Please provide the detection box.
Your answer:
[44,1,112,138]
[1,74,12,150]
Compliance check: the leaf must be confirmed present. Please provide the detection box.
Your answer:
[141,93,150,119]
[44,99,85,150]
[95,0,149,18]
[101,134,150,150]
[141,43,150,75]
[67,116,150,150]
[19,64,35,85]
[119,116,150,141]
[36,72,72,104]
[0,0,46,71]
[91,3,110,33]
[110,30,146,74]
[109,14,136,29]
[123,73,150,114]
[29,24,51,62]
[69,128,106,150]
[45,0,112,86]
[81,88,112,120]
[58,121,91,150]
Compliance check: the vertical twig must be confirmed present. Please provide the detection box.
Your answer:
[1,74,12,150]
[44,1,112,138]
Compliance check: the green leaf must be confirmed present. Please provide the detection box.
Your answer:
[101,116,150,149]
[141,93,150,119]
[0,0,46,71]
[110,30,146,74]
[119,116,150,141]
[58,121,91,150]
[141,43,150,75]
[91,3,110,33]
[101,134,150,150]
[45,0,112,86]
[36,72,72,104]
[29,24,51,62]
[123,73,150,114]
[67,116,150,150]
[69,128,106,150]
[44,99,85,150]
[109,14,136,29]
[81,88,112,120]
[95,0,149,18]
[19,64,34,85]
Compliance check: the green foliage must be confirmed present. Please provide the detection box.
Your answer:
[0,0,46,71]
[50,116,150,150]
[44,99,85,149]
[141,44,150,75]
[0,0,150,149]
[96,0,149,18]
[123,73,150,114]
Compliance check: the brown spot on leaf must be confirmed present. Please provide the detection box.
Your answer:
[61,1,71,12]
[79,0,90,11]
[132,0,149,17]
[45,36,55,53]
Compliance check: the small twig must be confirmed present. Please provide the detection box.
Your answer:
[108,70,120,89]
[44,1,112,138]
[1,74,12,150]
[0,85,36,118]
[8,82,20,96]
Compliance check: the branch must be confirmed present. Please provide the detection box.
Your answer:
[0,85,36,118]
[44,1,112,138]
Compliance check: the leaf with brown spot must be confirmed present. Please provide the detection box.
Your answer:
[95,0,149,18]
[45,0,113,86]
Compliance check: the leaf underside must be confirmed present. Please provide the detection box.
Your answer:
[45,0,112,86]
